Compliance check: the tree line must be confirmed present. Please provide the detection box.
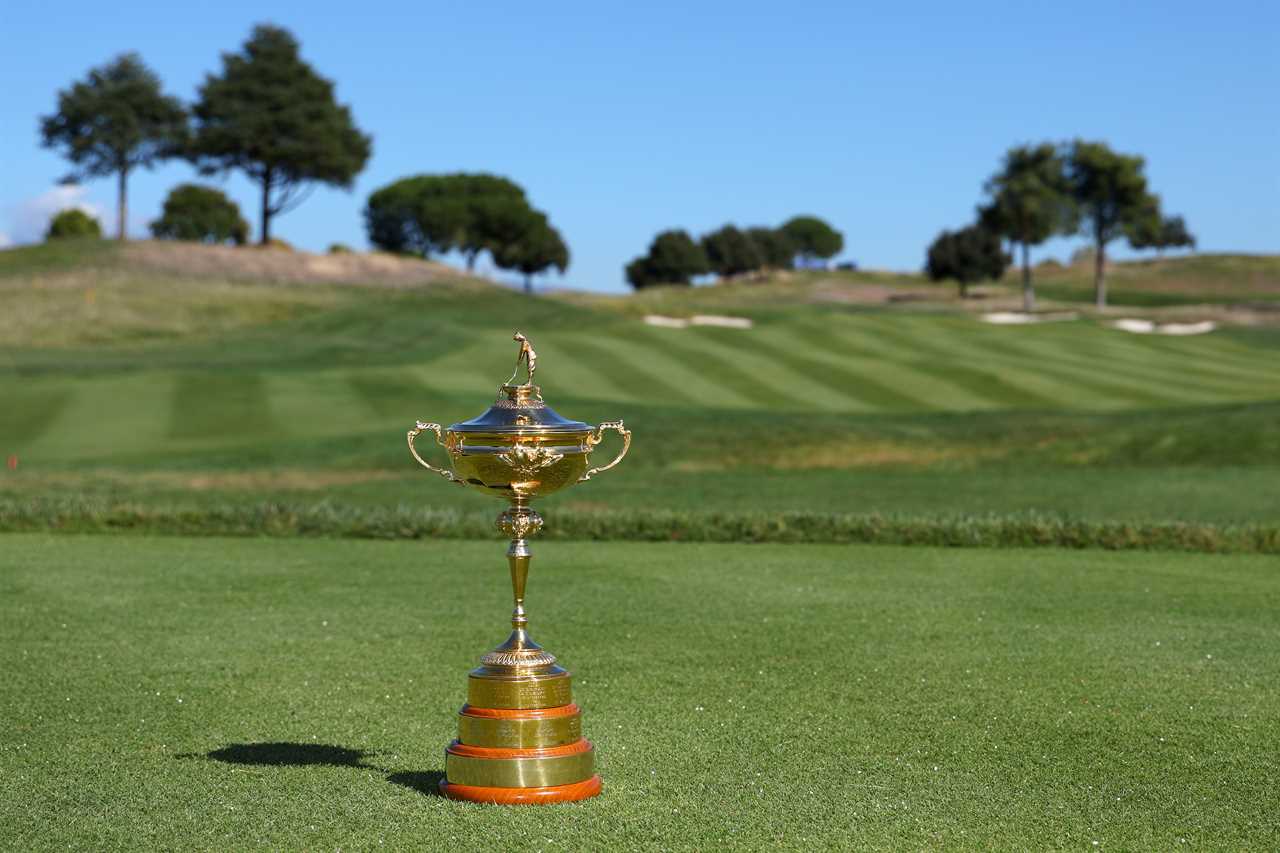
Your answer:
[37,25,571,291]
[625,216,843,289]
[36,28,1198,301]
[40,25,370,245]
[926,140,1195,309]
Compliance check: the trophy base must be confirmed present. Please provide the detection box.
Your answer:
[438,774,602,805]
[440,663,600,805]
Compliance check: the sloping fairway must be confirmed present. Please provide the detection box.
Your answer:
[3,243,1280,537]
[2,534,1278,849]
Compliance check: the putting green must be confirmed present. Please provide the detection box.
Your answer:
[3,534,1277,849]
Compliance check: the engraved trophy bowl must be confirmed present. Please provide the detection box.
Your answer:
[406,331,630,805]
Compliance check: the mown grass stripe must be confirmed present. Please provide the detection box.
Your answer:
[909,319,1201,403]
[169,371,278,442]
[976,325,1268,404]
[546,333,704,407]
[896,317,1186,408]
[416,338,513,396]
[691,327,864,412]
[29,372,176,462]
[626,326,815,410]
[852,315,1071,408]
[262,370,382,437]
[996,325,1270,400]
[847,315,1141,408]
[792,317,994,410]
[347,370,432,419]
[588,326,757,408]
[1114,333,1280,386]
[526,335,645,402]
[0,387,72,450]
[745,324,934,411]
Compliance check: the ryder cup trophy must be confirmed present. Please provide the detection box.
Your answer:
[408,332,630,804]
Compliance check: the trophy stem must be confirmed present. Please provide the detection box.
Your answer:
[508,538,530,633]
[483,506,554,669]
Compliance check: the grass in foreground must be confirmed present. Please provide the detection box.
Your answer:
[2,534,1278,849]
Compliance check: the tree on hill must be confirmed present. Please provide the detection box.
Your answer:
[979,143,1074,312]
[150,184,249,245]
[925,224,1008,298]
[624,229,710,289]
[189,25,372,245]
[363,173,530,269]
[779,215,843,266]
[39,53,188,242]
[1065,140,1161,308]
[745,227,796,270]
[46,209,102,241]
[1128,211,1196,256]
[701,225,764,278]
[492,212,569,293]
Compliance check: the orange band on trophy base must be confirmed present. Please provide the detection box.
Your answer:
[439,774,602,805]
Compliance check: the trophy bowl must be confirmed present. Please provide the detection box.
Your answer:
[408,382,629,503]
[406,332,631,805]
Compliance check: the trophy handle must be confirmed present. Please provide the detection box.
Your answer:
[408,421,464,485]
[579,420,631,482]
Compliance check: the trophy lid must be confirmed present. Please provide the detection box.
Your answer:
[447,333,592,435]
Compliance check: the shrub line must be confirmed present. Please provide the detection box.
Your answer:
[0,498,1276,554]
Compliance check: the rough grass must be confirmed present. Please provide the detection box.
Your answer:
[2,497,1277,553]
[2,534,1278,850]
[1031,253,1280,307]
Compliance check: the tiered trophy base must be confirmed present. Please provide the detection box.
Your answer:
[439,664,601,805]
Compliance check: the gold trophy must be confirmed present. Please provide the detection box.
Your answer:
[408,332,630,804]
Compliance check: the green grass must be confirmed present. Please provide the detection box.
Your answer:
[2,242,1279,543]
[2,534,1278,849]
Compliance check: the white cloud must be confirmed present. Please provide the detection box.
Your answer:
[0,232,11,249]
[2,185,109,244]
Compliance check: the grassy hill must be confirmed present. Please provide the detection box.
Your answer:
[3,240,1279,547]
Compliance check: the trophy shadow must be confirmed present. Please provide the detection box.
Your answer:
[182,742,446,799]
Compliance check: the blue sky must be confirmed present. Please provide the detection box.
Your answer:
[2,0,1276,291]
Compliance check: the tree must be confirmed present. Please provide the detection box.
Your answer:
[979,143,1074,312]
[779,215,843,266]
[1129,212,1196,255]
[701,225,764,278]
[624,257,658,289]
[624,229,709,289]
[39,53,187,242]
[190,25,372,245]
[745,227,796,270]
[925,224,1008,297]
[363,173,529,268]
[46,209,102,241]
[150,184,249,244]
[1065,140,1160,308]
[492,212,569,293]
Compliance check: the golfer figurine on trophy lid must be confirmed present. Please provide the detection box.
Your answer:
[408,332,631,804]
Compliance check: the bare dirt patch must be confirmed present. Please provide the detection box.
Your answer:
[122,241,459,287]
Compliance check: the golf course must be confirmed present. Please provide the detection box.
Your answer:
[2,240,1279,849]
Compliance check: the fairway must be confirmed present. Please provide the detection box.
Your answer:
[3,534,1278,849]
[5,246,1280,543]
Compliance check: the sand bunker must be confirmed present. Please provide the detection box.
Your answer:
[644,314,754,329]
[980,312,1079,325]
[1113,318,1216,335]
